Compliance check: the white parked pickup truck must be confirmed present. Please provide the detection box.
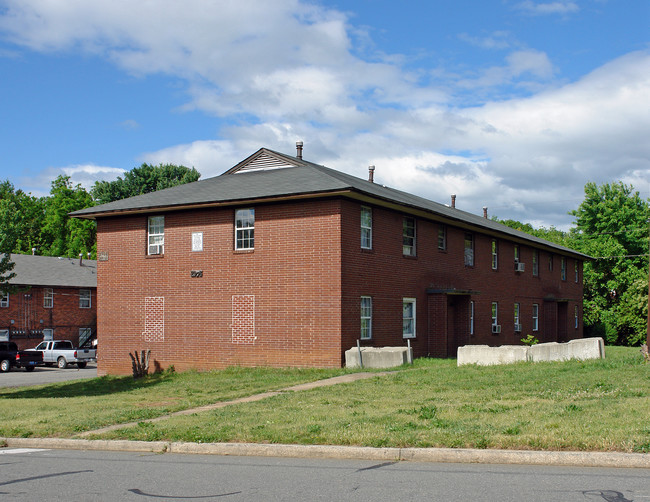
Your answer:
[31,340,96,369]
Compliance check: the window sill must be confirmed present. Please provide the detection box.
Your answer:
[360,248,374,254]
[234,249,254,254]
[402,254,417,260]
[146,254,164,259]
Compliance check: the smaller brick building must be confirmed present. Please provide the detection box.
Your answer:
[0,254,97,350]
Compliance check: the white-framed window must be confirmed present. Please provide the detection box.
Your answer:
[514,244,520,263]
[0,293,8,308]
[491,240,498,270]
[361,206,372,249]
[0,329,8,342]
[43,329,53,341]
[403,217,416,256]
[574,306,579,329]
[235,208,255,250]
[79,327,92,347]
[574,260,579,283]
[438,225,447,250]
[44,288,53,308]
[532,250,539,277]
[360,296,372,340]
[561,257,566,281]
[514,303,521,332]
[470,300,475,335]
[491,302,498,327]
[148,215,165,255]
[402,298,416,338]
[79,289,91,309]
[464,233,474,266]
[532,304,539,332]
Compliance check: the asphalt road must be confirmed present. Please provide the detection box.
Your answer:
[0,362,98,388]
[0,448,647,501]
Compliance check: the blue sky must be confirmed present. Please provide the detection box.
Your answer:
[0,0,648,229]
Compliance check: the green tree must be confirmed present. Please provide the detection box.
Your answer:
[0,180,46,255]
[570,182,649,346]
[41,175,96,258]
[0,198,19,295]
[91,163,200,204]
[495,218,572,247]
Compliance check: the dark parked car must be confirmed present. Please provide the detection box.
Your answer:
[0,341,43,372]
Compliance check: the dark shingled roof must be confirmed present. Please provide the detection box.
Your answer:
[7,254,97,288]
[70,148,589,259]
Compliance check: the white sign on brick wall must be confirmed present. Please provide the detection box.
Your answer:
[192,232,203,252]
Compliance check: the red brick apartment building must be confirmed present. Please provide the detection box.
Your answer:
[72,146,588,376]
[0,254,97,350]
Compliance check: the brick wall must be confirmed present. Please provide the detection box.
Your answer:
[0,286,97,350]
[96,195,584,374]
[340,200,584,359]
[96,199,343,375]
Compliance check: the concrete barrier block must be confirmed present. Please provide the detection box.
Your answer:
[457,345,528,366]
[529,338,604,362]
[459,337,606,366]
[345,346,412,369]
[567,337,605,360]
[528,342,564,362]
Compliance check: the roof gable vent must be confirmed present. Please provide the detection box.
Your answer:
[230,151,299,174]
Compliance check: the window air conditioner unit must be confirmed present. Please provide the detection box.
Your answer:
[514,323,522,332]
[515,262,525,272]
[492,324,501,334]
[149,245,163,255]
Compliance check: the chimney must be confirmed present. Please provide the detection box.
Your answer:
[483,207,488,218]
[296,141,303,160]
[79,253,83,266]
[451,194,456,208]
[368,165,375,183]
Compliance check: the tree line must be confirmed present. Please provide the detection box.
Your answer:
[496,182,649,347]
[0,163,199,290]
[0,164,647,346]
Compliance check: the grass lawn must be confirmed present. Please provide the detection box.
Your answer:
[1,347,649,453]
[0,366,348,438]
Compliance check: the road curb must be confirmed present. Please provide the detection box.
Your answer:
[2,437,168,453]
[2,437,649,468]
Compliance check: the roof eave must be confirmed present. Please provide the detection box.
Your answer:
[71,189,357,220]
[72,182,590,260]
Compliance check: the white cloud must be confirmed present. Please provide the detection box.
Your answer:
[1,1,647,230]
[119,119,140,130]
[20,164,126,196]
[140,140,241,178]
[515,1,580,16]
[458,31,513,50]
